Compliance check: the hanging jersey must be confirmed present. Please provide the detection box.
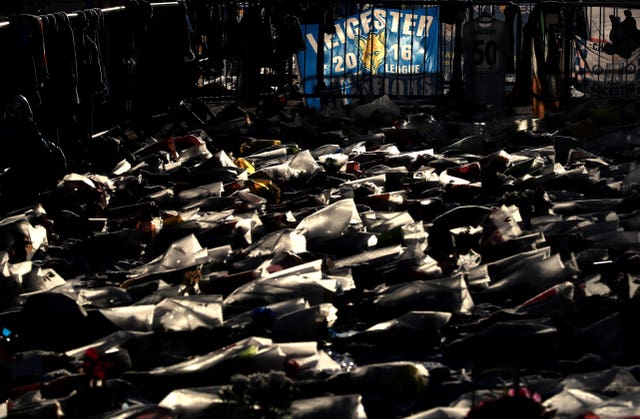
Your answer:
[462,17,510,109]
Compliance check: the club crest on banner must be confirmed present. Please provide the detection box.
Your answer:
[358,30,386,74]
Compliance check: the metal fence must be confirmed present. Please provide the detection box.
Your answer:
[188,0,640,109]
[2,0,639,134]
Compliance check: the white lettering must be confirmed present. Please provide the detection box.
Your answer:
[353,76,434,96]
[402,13,417,36]
[388,11,401,33]
[373,9,386,31]
[330,8,433,46]
[384,64,423,74]
[334,24,346,45]
[346,17,360,39]
[323,32,334,49]
[306,33,318,53]
[360,9,373,34]
[416,15,433,37]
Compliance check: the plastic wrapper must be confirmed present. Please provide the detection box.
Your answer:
[362,211,415,234]
[224,298,310,328]
[350,95,402,123]
[476,253,574,306]
[622,162,640,195]
[341,174,386,190]
[560,367,640,395]
[269,303,338,341]
[175,181,224,202]
[337,311,451,348]
[330,245,404,270]
[486,247,552,281]
[405,407,469,419]
[122,337,338,400]
[213,149,240,168]
[551,198,625,216]
[445,318,561,367]
[99,304,155,332]
[325,361,429,405]
[480,205,523,246]
[76,285,132,308]
[252,149,321,182]
[152,295,224,332]
[223,260,336,311]
[257,256,322,278]
[317,153,350,172]
[66,330,154,358]
[542,388,605,419]
[170,131,213,164]
[579,392,640,419]
[241,229,307,259]
[289,394,367,419]
[513,281,576,316]
[0,214,47,262]
[308,231,378,258]
[295,199,362,241]
[159,386,227,418]
[127,234,222,280]
[373,273,474,314]
[310,144,342,159]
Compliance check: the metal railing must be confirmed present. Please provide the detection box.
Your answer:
[2,0,639,132]
[189,0,640,109]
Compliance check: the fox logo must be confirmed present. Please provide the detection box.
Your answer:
[358,30,386,74]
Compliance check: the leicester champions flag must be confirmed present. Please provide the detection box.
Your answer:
[297,6,441,108]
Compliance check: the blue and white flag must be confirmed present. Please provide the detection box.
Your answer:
[297,7,441,108]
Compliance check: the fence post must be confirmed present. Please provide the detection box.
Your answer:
[562,4,574,108]
[315,4,328,107]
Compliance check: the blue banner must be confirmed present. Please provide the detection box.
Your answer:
[297,7,441,108]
